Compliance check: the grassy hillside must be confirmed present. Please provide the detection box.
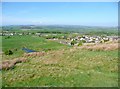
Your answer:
[2,47,118,87]
[1,33,118,87]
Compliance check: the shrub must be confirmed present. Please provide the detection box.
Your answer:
[5,36,11,39]
[4,50,13,55]
[43,48,52,52]
[81,40,86,43]
[78,41,83,46]
[71,40,77,45]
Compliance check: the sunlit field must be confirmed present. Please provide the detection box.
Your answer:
[1,35,118,87]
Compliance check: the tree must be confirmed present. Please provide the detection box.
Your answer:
[71,40,77,45]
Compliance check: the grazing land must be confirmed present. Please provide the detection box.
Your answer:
[1,25,119,87]
[2,47,118,87]
[2,35,69,60]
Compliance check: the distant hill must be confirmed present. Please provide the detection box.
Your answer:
[1,25,118,35]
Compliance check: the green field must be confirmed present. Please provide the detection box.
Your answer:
[2,35,69,60]
[1,35,118,87]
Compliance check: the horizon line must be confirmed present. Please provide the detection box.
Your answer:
[1,24,118,27]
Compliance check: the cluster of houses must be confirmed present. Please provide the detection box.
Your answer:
[1,31,119,46]
[73,35,109,43]
[49,35,119,46]
[70,35,119,45]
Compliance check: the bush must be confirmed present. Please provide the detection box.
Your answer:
[4,50,13,55]
[5,36,11,39]
[81,40,86,43]
[71,40,77,45]
[78,41,83,46]
[43,48,52,52]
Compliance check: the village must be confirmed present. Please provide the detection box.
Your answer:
[48,35,119,46]
[1,30,119,46]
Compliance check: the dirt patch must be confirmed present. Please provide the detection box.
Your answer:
[0,57,27,70]
[23,52,45,57]
[1,52,46,70]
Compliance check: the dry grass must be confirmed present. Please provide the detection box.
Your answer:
[1,42,118,70]
[23,52,45,57]
[0,57,27,70]
[2,46,118,87]
[80,42,118,51]
[1,52,46,70]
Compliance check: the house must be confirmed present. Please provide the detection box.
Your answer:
[19,33,23,35]
[80,38,85,41]
[35,33,41,36]
[0,33,2,36]
[10,33,14,36]
[107,36,119,41]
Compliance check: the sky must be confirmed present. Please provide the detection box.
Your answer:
[2,0,120,2]
[2,2,118,26]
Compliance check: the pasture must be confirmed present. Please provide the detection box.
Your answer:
[1,35,118,87]
[2,48,118,87]
[2,35,69,60]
